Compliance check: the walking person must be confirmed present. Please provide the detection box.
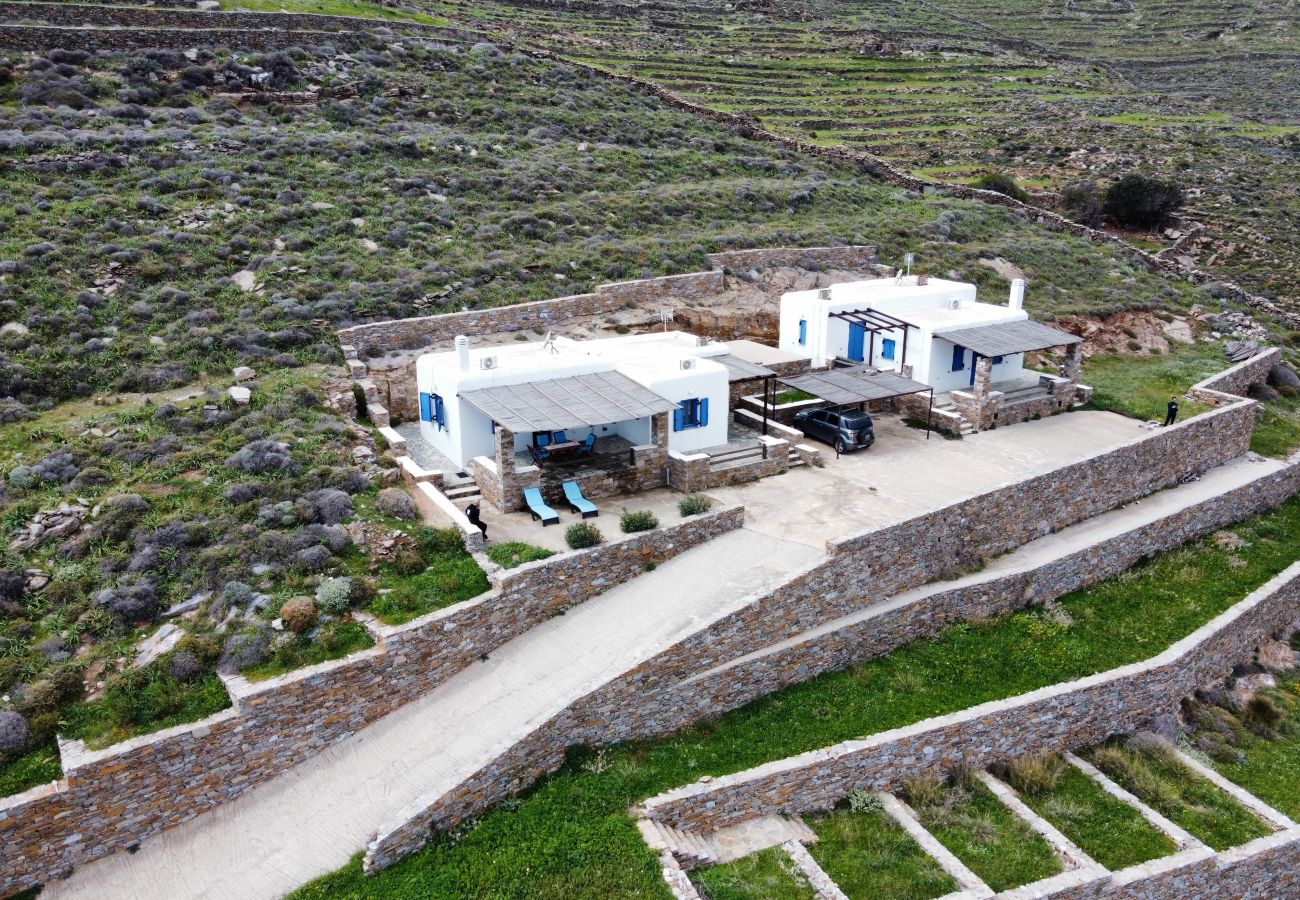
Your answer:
[1163,394,1179,427]
[465,501,488,539]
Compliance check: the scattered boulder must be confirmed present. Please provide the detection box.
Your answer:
[0,710,29,754]
[1268,363,1300,390]
[375,487,418,521]
[1229,672,1276,710]
[1247,383,1279,403]
[231,270,257,292]
[1257,639,1297,672]
[232,366,256,382]
[134,622,184,668]
[228,385,251,405]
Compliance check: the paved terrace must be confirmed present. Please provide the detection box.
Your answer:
[489,410,1143,552]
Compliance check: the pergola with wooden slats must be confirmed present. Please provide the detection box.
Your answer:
[777,367,935,438]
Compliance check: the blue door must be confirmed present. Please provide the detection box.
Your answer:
[847,323,866,362]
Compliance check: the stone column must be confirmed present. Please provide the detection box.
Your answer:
[971,355,994,401]
[1061,343,1082,384]
[494,424,515,472]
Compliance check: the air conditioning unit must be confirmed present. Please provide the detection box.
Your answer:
[818,288,832,300]
[948,299,961,311]
[479,356,498,370]
[680,358,695,370]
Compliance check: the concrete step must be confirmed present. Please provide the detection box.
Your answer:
[709,446,765,466]
[444,483,482,501]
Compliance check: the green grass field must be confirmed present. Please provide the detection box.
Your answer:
[289,496,1300,899]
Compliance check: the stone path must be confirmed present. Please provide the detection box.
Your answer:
[44,529,819,900]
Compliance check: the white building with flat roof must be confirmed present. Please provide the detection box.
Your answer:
[779,275,1035,393]
[414,331,731,468]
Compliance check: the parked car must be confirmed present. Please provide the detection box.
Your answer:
[792,406,875,453]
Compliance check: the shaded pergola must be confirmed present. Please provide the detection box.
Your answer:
[935,319,1082,363]
[828,307,913,367]
[458,371,679,435]
[713,353,779,436]
[776,368,936,438]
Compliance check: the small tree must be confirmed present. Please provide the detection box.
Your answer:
[971,172,1027,202]
[1058,180,1104,228]
[1104,174,1184,230]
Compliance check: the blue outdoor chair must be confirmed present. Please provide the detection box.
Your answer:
[578,433,597,454]
[536,433,552,448]
[523,487,559,526]
[553,430,568,443]
[562,481,598,519]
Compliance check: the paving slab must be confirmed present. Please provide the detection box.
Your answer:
[44,529,818,900]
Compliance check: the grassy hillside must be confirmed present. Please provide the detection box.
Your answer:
[0,37,1211,411]
[401,0,1300,307]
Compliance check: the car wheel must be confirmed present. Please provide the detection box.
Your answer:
[834,437,845,454]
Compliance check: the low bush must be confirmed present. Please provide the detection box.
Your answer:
[677,494,712,517]
[486,541,555,569]
[971,172,1027,201]
[619,509,659,533]
[565,522,604,550]
[375,487,418,521]
[280,596,317,634]
[315,577,353,616]
[1006,753,1065,797]
[1104,173,1185,230]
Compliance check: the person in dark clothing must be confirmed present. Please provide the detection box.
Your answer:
[465,501,487,538]
[1163,394,1179,427]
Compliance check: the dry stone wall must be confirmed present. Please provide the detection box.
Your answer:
[336,247,878,359]
[637,561,1300,832]
[359,403,1294,873]
[1190,347,1281,405]
[0,508,742,898]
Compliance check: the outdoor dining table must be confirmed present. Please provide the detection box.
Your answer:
[547,440,581,459]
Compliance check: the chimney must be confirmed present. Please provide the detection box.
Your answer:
[1009,278,1025,311]
[455,335,470,371]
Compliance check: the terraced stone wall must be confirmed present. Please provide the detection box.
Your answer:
[0,24,376,52]
[0,2,467,35]
[0,507,743,898]
[1189,347,1281,405]
[611,397,1259,688]
[637,562,1300,832]
[359,402,1291,874]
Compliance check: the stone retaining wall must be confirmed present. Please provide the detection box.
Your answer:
[0,507,743,898]
[1189,347,1281,405]
[0,23,377,52]
[637,561,1300,832]
[358,402,1292,873]
[619,397,1258,685]
[336,246,877,359]
[0,2,468,36]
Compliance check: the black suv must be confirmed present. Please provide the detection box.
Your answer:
[792,407,875,454]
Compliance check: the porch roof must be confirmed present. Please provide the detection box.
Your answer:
[459,371,679,433]
[713,353,776,381]
[778,368,931,406]
[935,320,1081,358]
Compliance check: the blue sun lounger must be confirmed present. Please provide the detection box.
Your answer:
[562,481,598,519]
[523,487,559,526]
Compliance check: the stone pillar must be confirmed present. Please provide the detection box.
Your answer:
[1061,343,1082,384]
[651,411,670,453]
[970,355,994,401]
[494,424,515,472]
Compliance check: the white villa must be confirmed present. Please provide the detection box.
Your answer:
[778,275,1065,394]
[414,331,733,469]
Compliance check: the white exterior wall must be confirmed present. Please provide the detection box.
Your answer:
[778,277,1033,389]
[414,331,731,467]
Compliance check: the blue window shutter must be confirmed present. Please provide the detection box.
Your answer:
[993,355,1004,365]
[433,394,446,431]
[951,345,965,371]
[673,408,685,431]
[881,338,895,361]
[419,392,433,422]
[700,398,709,427]
[798,319,807,345]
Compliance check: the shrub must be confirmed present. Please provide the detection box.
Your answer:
[222,581,254,608]
[219,630,269,671]
[415,526,464,556]
[1244,695,1283,728]
[315,577,352,615]
[167,650,202,682]
[1006,753,1065,797]
[565,522,603,550]
[846,786,882,814]
[1059,180,1103,228]
[972,172,1027,201]
[304,488,353,525]
[280,595,317,633]
[225,439,299,474]
[619,509,659,533]
[106,581,160,624]
[1104,174,1185,230]
[375,487,418,521]
[903,773,945,809]
[0,710,29,754]
[677,494,712,517]
[486,541,554,569]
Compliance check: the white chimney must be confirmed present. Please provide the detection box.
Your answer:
[1009,279,1025,311]
[455,334,470,371]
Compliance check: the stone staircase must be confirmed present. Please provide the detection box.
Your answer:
[443,481,482,505]
[932,399,975,435]
[707,444,766,472]
[637,815,819,871]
